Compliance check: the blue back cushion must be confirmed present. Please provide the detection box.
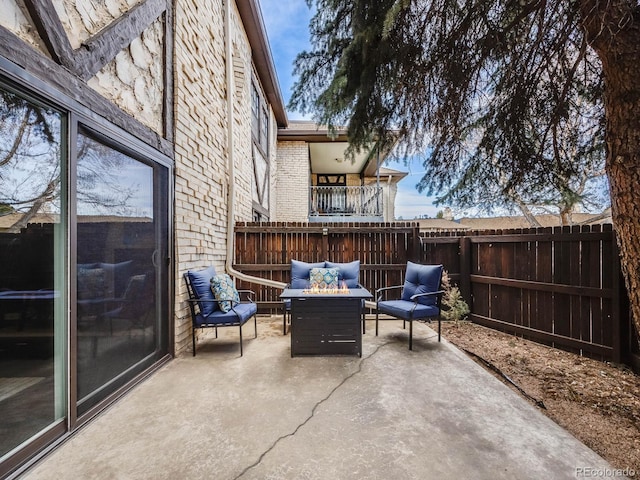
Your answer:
[290,260,325,289]
[325,260,360,288]
[401,262,443,306]
[187,266,218,316]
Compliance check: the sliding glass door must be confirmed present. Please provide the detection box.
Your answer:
[75,128,169,416]
[0,76,171,477]
[0,87,67,459]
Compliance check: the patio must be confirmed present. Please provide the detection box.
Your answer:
[21,317,610,480]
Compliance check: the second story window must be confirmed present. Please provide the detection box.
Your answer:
[251,80,268,154]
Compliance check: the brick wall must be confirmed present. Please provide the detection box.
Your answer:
[274,141,310,222]
[173,0,261,354]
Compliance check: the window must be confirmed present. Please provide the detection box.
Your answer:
[251,80,268,155]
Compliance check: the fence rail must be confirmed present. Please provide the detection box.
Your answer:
[234,222,636,366]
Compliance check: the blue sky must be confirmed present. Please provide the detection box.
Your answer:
[259,0,441,219]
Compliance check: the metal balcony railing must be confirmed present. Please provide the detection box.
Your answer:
[309,185,383,219]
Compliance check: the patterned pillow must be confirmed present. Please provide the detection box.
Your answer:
[309,267,339,289]
[210,274,240,313]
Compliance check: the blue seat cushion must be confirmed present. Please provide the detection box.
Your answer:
[187,266,218,317]
[193,302,257,327]
[290,260,325,289]
[325,260,360,288]
[401,262,443,306]
[377,300,439,320]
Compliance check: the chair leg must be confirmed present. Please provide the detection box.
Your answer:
[192,326,196,357]
[239,323,243,357]
[254,315,257,338]
[437,316,441,342]
[375,310,379,336]
[409,321,413,350]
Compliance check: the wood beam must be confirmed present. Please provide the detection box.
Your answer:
[74,0,167,80]
[22,0,74,67]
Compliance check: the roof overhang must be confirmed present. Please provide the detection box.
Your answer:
[237,0,288,127]
[278,124,401,176]
[278,125,374,175]
[308,142,372,174]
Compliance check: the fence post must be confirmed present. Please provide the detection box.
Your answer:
[412,224,421,262]
[459,236,472,308]
[611,227,622,364]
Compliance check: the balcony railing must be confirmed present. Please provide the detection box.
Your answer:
[309,185,383,220]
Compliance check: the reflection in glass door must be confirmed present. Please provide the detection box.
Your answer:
[0,87,66,459]
[76,129,168,416]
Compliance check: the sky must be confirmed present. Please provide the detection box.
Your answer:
[258,0,441,219]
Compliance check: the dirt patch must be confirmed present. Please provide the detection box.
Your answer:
[441,321,640,476]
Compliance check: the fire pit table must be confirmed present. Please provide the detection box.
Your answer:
[280,287,372,357]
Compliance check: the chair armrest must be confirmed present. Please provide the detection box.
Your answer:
[375,285,404,302]
[409,290,445,302]
[186,298,218,303]
[236,289,256,303]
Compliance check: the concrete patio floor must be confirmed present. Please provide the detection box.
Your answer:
[21,317,611,480]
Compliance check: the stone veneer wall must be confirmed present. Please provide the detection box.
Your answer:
[274,141,310,222]
[1,0,164,133]
[173,0,262,354]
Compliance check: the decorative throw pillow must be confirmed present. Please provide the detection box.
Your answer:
[309,267,339,289]
[211,274,240,313]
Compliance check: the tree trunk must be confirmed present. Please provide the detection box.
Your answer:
[580,1,640,342]
[515,200,542,227]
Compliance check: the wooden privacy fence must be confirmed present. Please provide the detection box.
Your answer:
[234,222,635,365]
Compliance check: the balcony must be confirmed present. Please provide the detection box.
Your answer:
[309,185,383,222]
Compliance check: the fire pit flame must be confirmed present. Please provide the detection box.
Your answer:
[302,281,350,295]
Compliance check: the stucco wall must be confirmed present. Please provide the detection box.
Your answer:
[86,19,165,133]
[1,1,49,54]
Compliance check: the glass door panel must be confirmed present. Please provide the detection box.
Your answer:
[0,87,66,458]
[75,129,168,416]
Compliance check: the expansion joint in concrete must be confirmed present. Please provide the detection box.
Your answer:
[232,341,392,479]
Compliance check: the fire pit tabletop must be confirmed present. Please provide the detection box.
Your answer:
[280,286,372,299]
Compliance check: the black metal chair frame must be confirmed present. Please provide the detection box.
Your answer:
[375,285,444,350]
[183,273,257,356]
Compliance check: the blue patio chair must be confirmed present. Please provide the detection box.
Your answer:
[375,262,444,350]
[184,267,257,356]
